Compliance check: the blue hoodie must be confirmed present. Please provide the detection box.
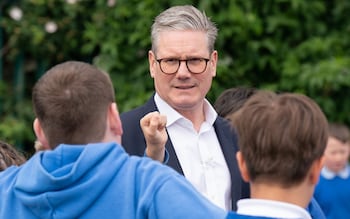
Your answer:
[0,142,226,219]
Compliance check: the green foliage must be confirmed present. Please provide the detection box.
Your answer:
[0,82,35,153]
[1,0,350,152]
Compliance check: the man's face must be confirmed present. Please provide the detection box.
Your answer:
[149,30,217,113]
[324,136,350,173]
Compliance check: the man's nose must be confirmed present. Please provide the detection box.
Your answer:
[176,60,191,77]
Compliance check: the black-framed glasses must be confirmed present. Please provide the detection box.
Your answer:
[156,58,210,74]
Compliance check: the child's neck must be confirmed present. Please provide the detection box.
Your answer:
[249,182,313,209]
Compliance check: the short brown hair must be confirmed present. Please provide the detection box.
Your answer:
[214,87,257,119]
[0,141,26,171]
[32,61,115,148]
[233,91,328,187]
[328,122,350,144]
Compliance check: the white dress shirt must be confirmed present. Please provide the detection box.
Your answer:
[237,199,312,219]
[154,93,232,210]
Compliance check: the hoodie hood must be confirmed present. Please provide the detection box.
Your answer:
[1,141,227,219]
[14,142,127,218]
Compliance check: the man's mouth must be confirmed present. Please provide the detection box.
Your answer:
[174,85,195,89]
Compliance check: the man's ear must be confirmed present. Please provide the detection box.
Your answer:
[236,151,250,182]
[33,118,50,150]
[148,50,156,78]
[209,50,218,77]
[108,103,123,136]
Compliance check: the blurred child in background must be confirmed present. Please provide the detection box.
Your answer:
[314,122,350,219]
[0,141,26,171]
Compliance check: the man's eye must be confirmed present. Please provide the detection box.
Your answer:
[188,58,203,65]
[163,59,178,65]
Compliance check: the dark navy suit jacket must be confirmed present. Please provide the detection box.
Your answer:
[120,95,250,210]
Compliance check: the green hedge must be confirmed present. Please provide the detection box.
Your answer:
[1,0,349,153]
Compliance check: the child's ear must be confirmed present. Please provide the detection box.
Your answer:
[33,118,51,150]
[108,103,123,136]
[236,151,250,182]
[310,156,325,185]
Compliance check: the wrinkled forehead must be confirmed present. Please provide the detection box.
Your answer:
[153,30,210,55]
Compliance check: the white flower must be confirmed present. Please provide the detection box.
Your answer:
[9,7,23,21]
[45,21,58,33]
[66,0,79,4]
[108,0,116,7]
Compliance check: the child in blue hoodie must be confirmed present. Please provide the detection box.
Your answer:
[0,61,227,219]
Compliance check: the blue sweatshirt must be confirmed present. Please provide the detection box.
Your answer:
[226,212,282,219]
[0,142,226,219]
[314,166,350,219]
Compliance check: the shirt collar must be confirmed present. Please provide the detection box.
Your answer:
[321,165,350,179]
[154,93,217,127]
[237,198,312,219]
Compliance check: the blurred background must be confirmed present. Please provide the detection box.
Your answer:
[1,0,349,156]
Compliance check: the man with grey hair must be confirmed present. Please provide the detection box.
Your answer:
[121,5,249,211]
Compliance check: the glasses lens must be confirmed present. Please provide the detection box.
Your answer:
[160,59,179,74]
[187,58,207,74]
[158,58,208,74]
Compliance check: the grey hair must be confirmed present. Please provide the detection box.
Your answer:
[151,5,218,54]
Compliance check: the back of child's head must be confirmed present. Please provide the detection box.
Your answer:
[32,61,115,149]
[0,141,26,171]
[214,87,257,119]
[233,91,328,187]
